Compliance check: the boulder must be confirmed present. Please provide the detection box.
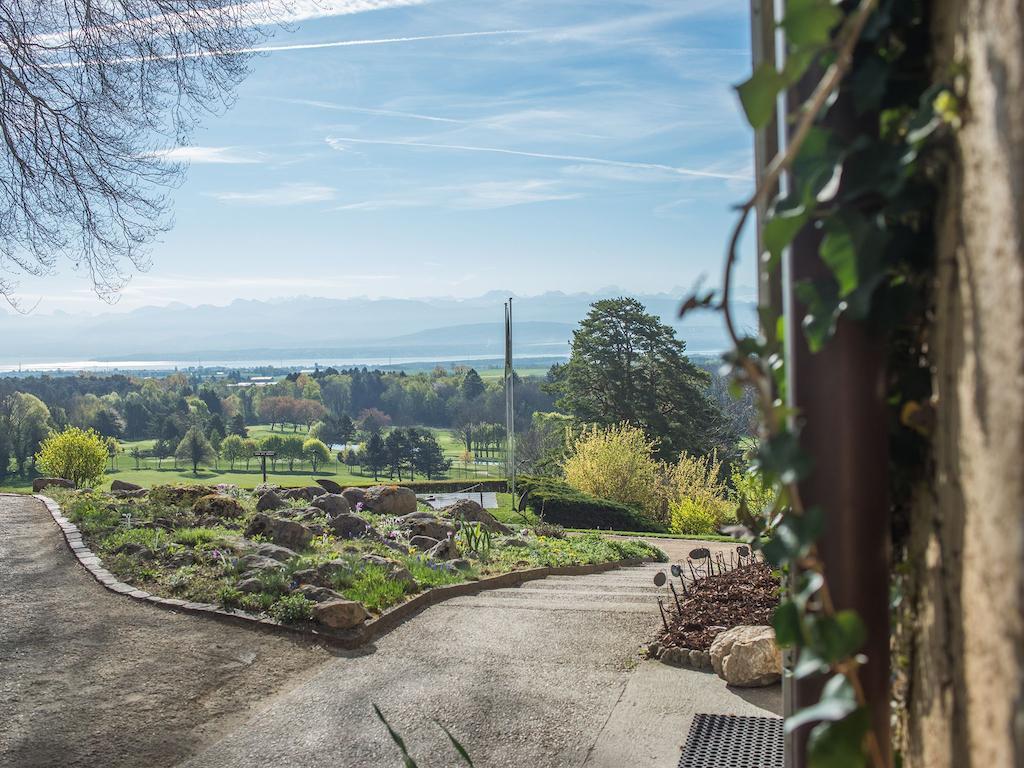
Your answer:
[237,577,264,593]
[400,512,454,541]
[328,513,371,540]
[244,513,314,552]
[111,488,148,499]
[315,478,344,494]
[237,554,287,575]
[409,535,440,551]
[253,542,298,562]
[341,487,367,509]
[709,625,782,687]
[363,485,418,515]
[110,479,144,492]
[256,489,288,513]
[314,599,370,630]
[426,538,459,561]
[311,493,350,517]
[281,486,321,502]
[192,494,245,519]
[449,558,473,571]
[151,485,218,504]
[443,499,511,534]
[32,477,74,492]
[293,584,345,603]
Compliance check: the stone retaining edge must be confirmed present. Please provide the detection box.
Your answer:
[36,493,648,650]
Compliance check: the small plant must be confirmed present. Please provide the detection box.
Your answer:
[269,594,315,623]
[455,521,492,560]
[532,522,566,539]
[173,527,226,547]
[217,584,243,610]
[255,568,290,595]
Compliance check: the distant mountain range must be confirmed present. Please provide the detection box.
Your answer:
[0,290,755,369]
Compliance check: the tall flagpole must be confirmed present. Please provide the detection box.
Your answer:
[504,298,516,499]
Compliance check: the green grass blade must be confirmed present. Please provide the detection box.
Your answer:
[373,703,418,768]
[435,721,475,767]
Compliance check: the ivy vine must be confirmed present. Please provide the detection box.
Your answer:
[686,0,953,764]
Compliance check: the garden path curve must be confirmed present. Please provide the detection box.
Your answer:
[1,493,776,768]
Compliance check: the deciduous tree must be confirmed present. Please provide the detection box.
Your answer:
[175,427,214,475]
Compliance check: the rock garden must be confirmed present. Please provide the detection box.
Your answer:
[45,481,665,635]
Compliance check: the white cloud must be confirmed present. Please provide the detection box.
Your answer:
[149,146,265,164]
[207,182,336,205]
[336,179,580,211]
[326,136,749,180]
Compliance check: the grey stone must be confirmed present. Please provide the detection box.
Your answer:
[400,512,454,541]
[328,513,371,539]
[253,542,297,562]
[245,513,314,552]
[443,498,511,534]
[111,479,144,492]
[32,477,74,492]
[311,493,350,517]
[341,487,367,509]
[314,599,369,629]
[363,485,418,515]
[293,584,345,603]
[256,490,288,513]
[426,538,459,561]
[237,577,264,593]
[315,478,344,494]
[409,535,440,550]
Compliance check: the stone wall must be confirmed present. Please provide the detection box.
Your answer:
[906,1,1024,765]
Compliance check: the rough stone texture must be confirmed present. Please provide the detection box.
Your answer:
[192,494,245,520]
[363,485,417,515]
[399,512,454,541]
[409,535,440,550]
[904,4,1024,767]
[708,626,780,687]
[314,478,343,494]
[31,477,74,492]
[244,514,314,552]
[443,498,512,534]
[256,490,287,513]
[340,487,366,509]
[280,487,320,502]
[294,585,345,603]
[110,479,143,492]
[313,599,369,630]
[310,493,350,518]
[328,513,370,540]
[426,538,459,562]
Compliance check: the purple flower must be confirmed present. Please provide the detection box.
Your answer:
[356,502,365,512]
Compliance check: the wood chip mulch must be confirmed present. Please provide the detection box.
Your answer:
[655,562,780,651]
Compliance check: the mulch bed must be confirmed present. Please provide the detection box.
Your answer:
[656,562,779,651]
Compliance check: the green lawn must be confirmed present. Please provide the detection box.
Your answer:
[2,423,506,493]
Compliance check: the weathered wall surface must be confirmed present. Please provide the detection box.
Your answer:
[907,1,1024,766]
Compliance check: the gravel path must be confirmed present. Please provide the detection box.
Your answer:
[0,494,334,768]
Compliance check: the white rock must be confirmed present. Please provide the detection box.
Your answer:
[709,625,782,687]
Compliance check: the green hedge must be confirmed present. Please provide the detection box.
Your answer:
[517,475,666,533]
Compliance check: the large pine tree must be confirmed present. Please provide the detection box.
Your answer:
[548,297,728,459]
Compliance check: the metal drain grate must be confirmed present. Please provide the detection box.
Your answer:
[678,714,784,768]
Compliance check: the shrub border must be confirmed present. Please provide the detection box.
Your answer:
[36,493,646,650]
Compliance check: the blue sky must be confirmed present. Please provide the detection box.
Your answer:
[27,0,756,312]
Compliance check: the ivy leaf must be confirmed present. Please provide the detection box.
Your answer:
[786,674,857,733]
[820,225,858,296]
[772,600,804,647]
[763,208,809,269]
[781,0,843,46]
[808,708,870,768]
[761,507,823,567]
[795,279,842,352]
[793,648,831,679]
[808,610,867,663]
[736,63,785,129]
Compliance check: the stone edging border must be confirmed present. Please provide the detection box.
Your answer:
[35,493,646,650]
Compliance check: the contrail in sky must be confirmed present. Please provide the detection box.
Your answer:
[325,136,749,180]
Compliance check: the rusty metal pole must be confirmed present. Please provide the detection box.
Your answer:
[782,18,892,768]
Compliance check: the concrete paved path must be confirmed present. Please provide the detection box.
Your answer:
[1,492,779,768]
[0,494,332,768]
[182,558,780,768]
